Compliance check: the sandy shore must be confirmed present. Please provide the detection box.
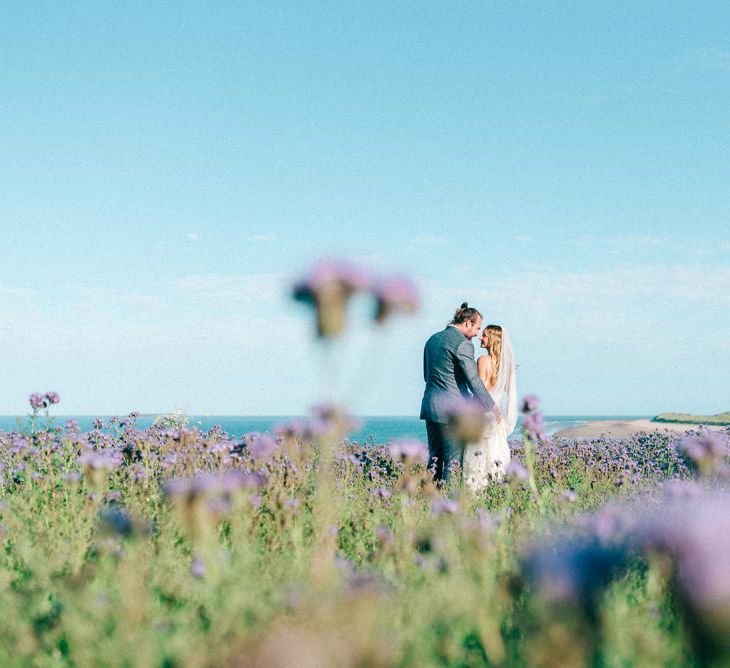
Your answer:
[555,419,727,439]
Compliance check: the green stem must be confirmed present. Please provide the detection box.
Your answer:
[522,434,540,502]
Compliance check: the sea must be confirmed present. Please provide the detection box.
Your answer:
[0,415,650,442]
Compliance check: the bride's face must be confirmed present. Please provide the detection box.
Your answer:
[479,329,490,349]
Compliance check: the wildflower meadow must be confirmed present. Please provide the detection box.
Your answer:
[1,263,728,667]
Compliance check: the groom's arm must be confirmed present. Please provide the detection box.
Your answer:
[455,340,496,411]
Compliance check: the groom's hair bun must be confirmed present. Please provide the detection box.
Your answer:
[451,302,482,325]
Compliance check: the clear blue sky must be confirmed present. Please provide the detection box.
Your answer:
[1,2,728,416]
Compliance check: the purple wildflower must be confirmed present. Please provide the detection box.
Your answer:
[589,504,632,544]
[311,404,360,436]
[274,420,309,440]
[388,438,429,465]
[505,460,528,481]
[523,536,630,622]
[248,434,278,462]
[191,558,206,579]
[431,498,460,516]
[45,391,60,405]
[206,496,233,518]
[520,394,547,442]
[376,526,395,551]
[521,395,540,414]
[164,470,261,501]
[208,440,234,455]
[475,507,500,531]
[661,479,703,499]
[443,395,490,444]
[29,393,46,411]
[99,507,133,537]
[373,275,419,324]
[292,259,371,338]
[679,432,727,477]
[631,492,730,660]
[77,453,119,472]
[284,498,301,511]
[559,489,577,504]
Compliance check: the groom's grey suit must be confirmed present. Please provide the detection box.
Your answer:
[420,325,495,481]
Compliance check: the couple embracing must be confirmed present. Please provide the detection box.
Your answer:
[420,303,517,492]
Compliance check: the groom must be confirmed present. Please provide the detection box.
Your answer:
[420,303,500,482]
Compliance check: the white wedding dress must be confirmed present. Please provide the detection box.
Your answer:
[462,329,517,492]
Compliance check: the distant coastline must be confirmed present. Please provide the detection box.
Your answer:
[653,411,730,426]
[556,414,729,439]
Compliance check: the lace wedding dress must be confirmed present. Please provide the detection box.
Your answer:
[462,329,517,492]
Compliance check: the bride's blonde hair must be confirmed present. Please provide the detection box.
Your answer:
[486,325,503,382]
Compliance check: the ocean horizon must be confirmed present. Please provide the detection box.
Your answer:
[0,414,652,442]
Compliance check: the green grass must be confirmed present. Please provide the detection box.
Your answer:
[653,411,730,425]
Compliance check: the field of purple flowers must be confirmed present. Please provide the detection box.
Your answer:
[1,391,729,667]
[2,263,728,667]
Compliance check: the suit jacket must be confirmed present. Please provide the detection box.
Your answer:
[420,325,495,424]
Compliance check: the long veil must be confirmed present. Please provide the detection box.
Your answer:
[493,329,518,435]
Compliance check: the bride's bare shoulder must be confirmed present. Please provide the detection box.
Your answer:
[477,354,491,377]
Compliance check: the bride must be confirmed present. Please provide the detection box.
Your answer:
[462,324,518,492]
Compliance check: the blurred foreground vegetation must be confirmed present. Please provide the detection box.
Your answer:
[0,417,728,668]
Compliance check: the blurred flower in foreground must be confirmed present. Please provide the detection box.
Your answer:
[248,433,278,462]
[519,393,545,500]
[164,470,261,502]
[631,492,730,663]
[165,470,262,542]
[373,275,419,324]
[190,558,207,579]
[388,438,429,466]
[523,535,630,624]
[444,396,490,444]
[678,432,727,477]
[77,453,120,490]
[525,491,730,664]
[431,498,459,516]
[293,259,420,337]
[521,394,540,414]
[99,507,134,538]
[310,404,360,441]
[661,479,703,499]
[77,453,119,472]
[274,420,310,441]
[505,460,528,482]
[521,394,547,442]
[292,260,370,338]
[559,489,577,504]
